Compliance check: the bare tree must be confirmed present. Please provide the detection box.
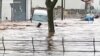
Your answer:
[45,0,58,33]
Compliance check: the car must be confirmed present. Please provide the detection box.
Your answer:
[32,9,48,22]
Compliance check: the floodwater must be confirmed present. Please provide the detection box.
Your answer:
[0,19,100,56]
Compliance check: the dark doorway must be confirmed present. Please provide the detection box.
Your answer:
[11,0,26,21]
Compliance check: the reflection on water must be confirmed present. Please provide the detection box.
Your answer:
[47,32,54,51]
[0,30,97,56]
[2,51,5,56]
[1,19,100,56]
[0,32,65,56]
[47,32,54,56]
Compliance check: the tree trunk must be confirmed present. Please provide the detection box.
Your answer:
[47,8,55,33]
[45,0,58,33]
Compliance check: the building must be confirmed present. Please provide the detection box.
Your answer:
[0,0,31,21]
[92,0,100,10]
[32,0,85,9]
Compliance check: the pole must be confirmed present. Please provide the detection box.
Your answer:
[31,0,33,22]
[61,0,63,20]
[64,0,65,9]
[93,38,95,56]
[64,0,65,19]
[2,37,5,52]
[31,0,32,15]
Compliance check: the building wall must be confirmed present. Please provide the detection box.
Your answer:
[32,0,85,9]
[65,0,85,9]
[32,0,61,8]
[32,0,46,8]
[26,0,31,20]
[2,0,13,20]
[92,0,100,10]
[1,0,31,21]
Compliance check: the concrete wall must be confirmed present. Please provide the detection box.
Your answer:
[32,0,61,8]
[65,0,85,9]
[92,0,100,10]
[32,0,46,8]
[2,0,13,20]
[1,0,31,21]
[32,0,85,9]
[26,0,31,20]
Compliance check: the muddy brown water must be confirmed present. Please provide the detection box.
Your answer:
[0,19,100,56]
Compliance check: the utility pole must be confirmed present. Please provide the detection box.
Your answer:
[31,0,32,16]
[61,0,63,20]
[64,0,65,9]
[64,0,65,19]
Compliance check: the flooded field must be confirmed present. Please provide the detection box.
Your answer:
[0,19,100,56]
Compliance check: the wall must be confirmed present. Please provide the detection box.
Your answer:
[32,0,46,8]
[1,0,31,21]
[92,0,100,10]
[65,0,85,9]
[26,0,31,20]
[32,0,85,9]
[2,0,13,21]
[54,9,85,19]
[32,0,61,8]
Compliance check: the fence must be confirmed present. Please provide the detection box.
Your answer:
[54,9,86,19]
[0,36,100,56]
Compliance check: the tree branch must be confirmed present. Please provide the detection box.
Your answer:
[45,0,58,8]
[45,0,51,7]
[51,0,58,8]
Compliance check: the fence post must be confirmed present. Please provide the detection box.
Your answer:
[2,37,5,52]
[32,37,35,52]
[93,38,95,56]
[62,37,65,56]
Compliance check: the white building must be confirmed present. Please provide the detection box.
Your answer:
[32,0,85,9]
[92,0,100,10]
[0,0,31,21]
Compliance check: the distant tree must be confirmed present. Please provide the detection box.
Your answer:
[45,0,58,33]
